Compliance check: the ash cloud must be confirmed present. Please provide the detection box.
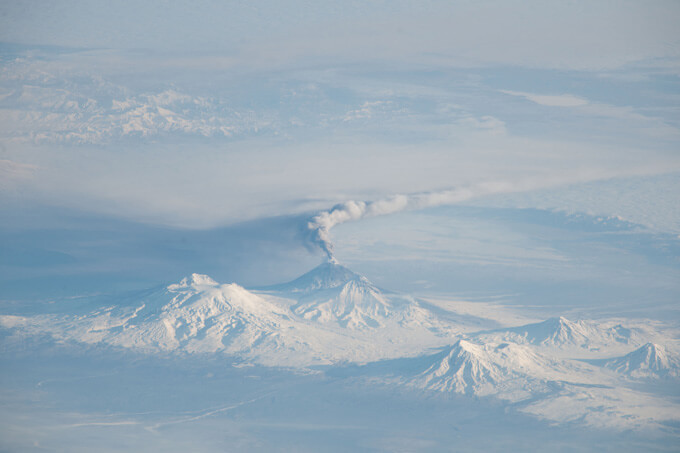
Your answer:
[307,180,549,260]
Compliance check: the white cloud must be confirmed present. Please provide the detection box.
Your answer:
[500,90,589,107]
[499,89,680,139]
[476,172,680,235]
[456,115,507,136]
[6,130,677,230]
[1,11,678,232]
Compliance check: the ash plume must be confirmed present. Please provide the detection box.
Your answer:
[307,180,547,261]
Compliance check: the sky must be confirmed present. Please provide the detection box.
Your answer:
[0,1,679,300]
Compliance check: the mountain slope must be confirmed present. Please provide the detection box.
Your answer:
[401,339,604,402]
[477,316,638,351]
[604,343,680,379]
[2,273,364,366]
[109,273,291,353]
[265,261,443,331]
[46,274,295,354]
[266,260,360,293]
[0,269,455,365]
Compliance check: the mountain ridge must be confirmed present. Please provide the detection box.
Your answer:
[476,316,639,350]
[262,260,366,293]
[604,343,680,379]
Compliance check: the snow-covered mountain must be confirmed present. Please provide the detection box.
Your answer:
[0,264,457,365]
[11,273,338,365]
[263,261,445,331]
[403,339,598,402]
[101,273,292,354]
[603,343,680,379]
[1,262,678,432]
[477,316,639,351]
[266,260,360,293]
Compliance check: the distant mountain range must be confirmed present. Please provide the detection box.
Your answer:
[476,316,640,350]
[1,260,678,429]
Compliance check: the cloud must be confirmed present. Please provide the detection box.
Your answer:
[500,89,680,139]
[307,178,575,260]
[500,90,589,107]
[456,115,507,136]
[2,41,678,231]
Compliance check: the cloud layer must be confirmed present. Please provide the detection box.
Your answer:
[1,2,678,232]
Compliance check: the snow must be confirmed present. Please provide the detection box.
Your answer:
[169,273,219,289]
[2,262,679,434]
[266,261,362,293]
[410,339,555,399]
[271,261,436,330]
[477,316,641,352]
[604,343,680,379]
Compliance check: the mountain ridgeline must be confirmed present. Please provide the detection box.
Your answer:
[0,259,677,429]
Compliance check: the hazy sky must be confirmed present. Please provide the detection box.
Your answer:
[1,1,679,231]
